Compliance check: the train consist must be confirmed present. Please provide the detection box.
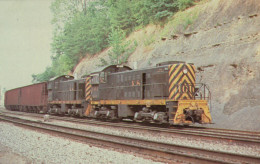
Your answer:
[5,61,212,125]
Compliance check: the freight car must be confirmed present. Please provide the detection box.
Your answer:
[4,61,212,125]
[4,82,48,113]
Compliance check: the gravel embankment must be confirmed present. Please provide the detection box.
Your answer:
[0,122,163,164]
[4,113,260,158]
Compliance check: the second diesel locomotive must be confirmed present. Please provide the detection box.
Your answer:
[5,61,212,125]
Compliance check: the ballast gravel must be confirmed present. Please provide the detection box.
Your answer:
[0,122,163,164]
[1,112,260,162]
[44,118,260,157]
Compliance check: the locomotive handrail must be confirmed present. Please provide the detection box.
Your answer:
[194,83,211,110]
[98,82,168,99]
[194,83,211,101]
[97,82,211,103]
[98,82,168,89]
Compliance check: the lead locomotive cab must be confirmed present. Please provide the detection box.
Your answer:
[89,62,212,125]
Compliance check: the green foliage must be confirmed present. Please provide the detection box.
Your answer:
[100,28,138,66]
[107,0,136,34]
[132,0,178,25]
[183,18,193,29]
[175,0,195,10]
[151,0,177,22]
[32,66,55,83]
[108,28,127,65]
[132,0,153,27]
[160,4,200,38]
[144,35,156,46]
[33,0,197,83]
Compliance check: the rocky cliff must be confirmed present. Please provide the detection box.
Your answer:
[74,0,260,131]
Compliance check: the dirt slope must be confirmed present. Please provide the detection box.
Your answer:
[74,0,260,131]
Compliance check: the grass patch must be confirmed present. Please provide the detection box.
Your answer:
[144,35,156,46]
[160,0,206,38]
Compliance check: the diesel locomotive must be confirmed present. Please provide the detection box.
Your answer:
[5,61,212,125]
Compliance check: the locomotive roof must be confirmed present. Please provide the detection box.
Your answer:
[59,78,85,83]
[49,75,74,81]
[91,65,132,74]
[103,62,194,75]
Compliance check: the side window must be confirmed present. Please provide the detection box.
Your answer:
[147,73,151,79]
[121,74,124,83]
[90,74,100,84]
[136,74,140,80]
[100,72,107,83]
[116,75,120,84]
[54,82,58,89]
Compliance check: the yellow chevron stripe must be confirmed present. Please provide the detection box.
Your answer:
[86,85,91,91]
[186,64,195,73]
[187,72,195,84]
[174,72,194,87]
[169,72,182,90]
[169,64,176,76]
[178,76,191,85]
[168,64,197,100]
[172,92,180,100]
[169,64,183,83]
[178,78,193,98]
[86,91,91,96]
[169,88,179,99]
[171,71,183,87]
[169,64,184,99]
[169,86,176,98]
[86,96,91,101]
[186,64,195,81]
[192,65,195,72]
[170,76,193,100]
[179,92,190,100]
[85,77,92,101]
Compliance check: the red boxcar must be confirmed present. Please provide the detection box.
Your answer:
[5,82,48,113]
[4,88,20,110]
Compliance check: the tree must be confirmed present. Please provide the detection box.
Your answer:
[33,0,196,82]
[101,28,137,66]
[107,0,135,34]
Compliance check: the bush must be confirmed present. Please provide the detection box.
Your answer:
[175,0,195,10]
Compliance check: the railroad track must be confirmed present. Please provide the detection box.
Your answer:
[0,114,259,164]
[1,109,260,147]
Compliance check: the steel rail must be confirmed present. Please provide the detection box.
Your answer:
[1,109,260,146]
[0,115,260,164]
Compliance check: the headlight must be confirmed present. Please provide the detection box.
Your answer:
[183,69,188,74]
